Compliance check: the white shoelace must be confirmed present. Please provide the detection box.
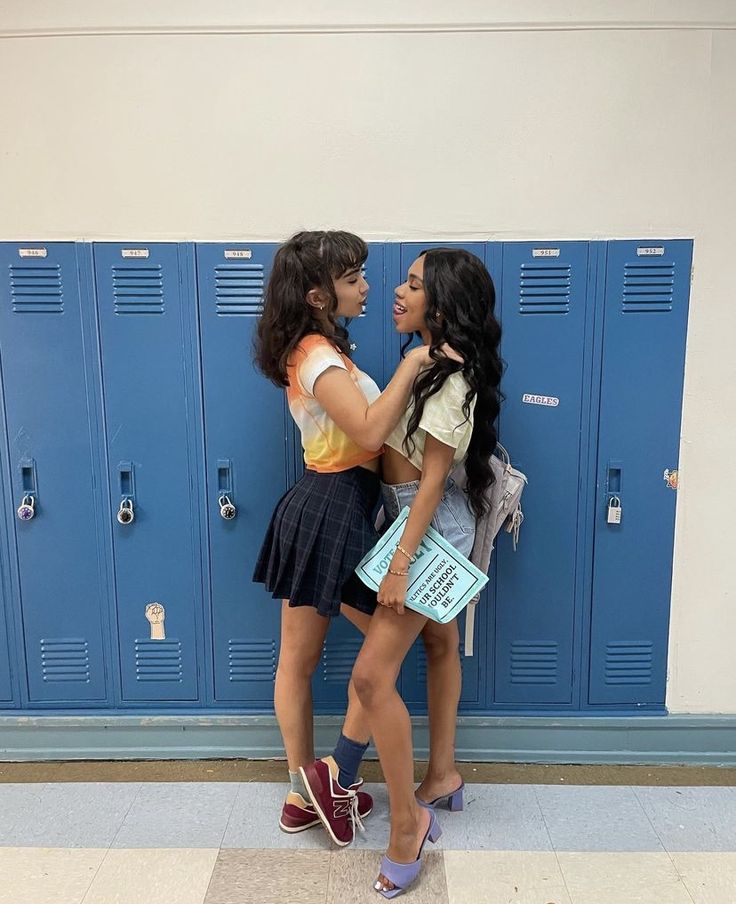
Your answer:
[349,790,365,834]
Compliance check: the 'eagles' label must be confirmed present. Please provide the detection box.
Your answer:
[523,393,559,407]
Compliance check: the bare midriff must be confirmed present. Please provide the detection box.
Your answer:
[381,444,422,485]
[357,456,381,475]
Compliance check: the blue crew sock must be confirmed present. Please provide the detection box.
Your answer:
[333,733,369,789]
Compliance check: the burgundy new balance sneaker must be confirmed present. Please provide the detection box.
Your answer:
[300,755,369,846]
[279,785,373,835]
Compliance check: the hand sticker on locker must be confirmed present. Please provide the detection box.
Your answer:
[145,603,166,640]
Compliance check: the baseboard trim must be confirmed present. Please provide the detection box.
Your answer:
[2,714,735,765]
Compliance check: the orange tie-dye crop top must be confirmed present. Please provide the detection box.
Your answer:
[286,334,383,473]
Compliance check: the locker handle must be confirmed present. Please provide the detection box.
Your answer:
[17,459,37,521]
[606,461,623,495]
[117,462,135,525]
[217,459,237,520]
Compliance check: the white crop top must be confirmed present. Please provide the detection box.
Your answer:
[385,371,476,470]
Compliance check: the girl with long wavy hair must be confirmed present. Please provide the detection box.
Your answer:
[303,248,503,897]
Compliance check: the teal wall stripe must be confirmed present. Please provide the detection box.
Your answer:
[1,715,735,765]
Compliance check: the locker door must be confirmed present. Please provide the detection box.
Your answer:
[196,243,286,706]
[495,242,591,705]
[588,240,692,706]
[394,242,488,712]
[0,560,15,702]
[0,242,110,703]
[94,243,204,703]
[345,243,387,386]
[314,243,388,710]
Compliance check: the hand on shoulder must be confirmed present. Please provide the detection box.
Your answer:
[408,344,464,367]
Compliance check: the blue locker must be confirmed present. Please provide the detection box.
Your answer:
[195,243,287,706]
[0,242,110,703]
[93,243,205,703]
[495,242,592,705]
[0,461,15,703]
[315,243,388,710]
[0,565,15,703]
[394,242,488,711]
[345,243,388,386]
[588,240,692,706]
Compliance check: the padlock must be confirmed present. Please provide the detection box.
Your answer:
[607,495,622,524]
[219,494,237,520]
[17,495,35,521]
[117,498,135,525]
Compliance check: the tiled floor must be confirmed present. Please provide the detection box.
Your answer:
[1,778,735,903]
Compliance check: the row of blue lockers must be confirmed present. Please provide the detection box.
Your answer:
[0,239,692,714]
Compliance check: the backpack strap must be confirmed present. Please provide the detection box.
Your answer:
[464,597,479,656]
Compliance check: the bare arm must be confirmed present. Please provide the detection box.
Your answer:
[312,346,430,451]
[377,434,455,614]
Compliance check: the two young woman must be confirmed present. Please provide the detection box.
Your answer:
[253,231,502,897]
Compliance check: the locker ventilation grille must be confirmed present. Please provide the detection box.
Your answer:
[604,641,653,685]
[215,264,264,316]
[510,641,558,684]
[519,264,570,315]
[320,638,363,684]
[135,640,182,681]
[416,641,467,684]
[228,639,276,682]
[10,265,64,314]
[622,263,674,313]
[113,267,165,315]
[40,638,90,682]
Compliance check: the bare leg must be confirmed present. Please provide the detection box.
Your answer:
[274,601,330,771]
[415,618,463,802]
[339,604,374,744]
[352,605,430,892]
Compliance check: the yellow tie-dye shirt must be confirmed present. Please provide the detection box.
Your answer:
[286,334,382,473]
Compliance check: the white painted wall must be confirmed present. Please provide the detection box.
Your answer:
[1,1,734,712]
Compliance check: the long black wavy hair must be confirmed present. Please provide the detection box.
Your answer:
[254,230,368,387]
[402,248,503,519]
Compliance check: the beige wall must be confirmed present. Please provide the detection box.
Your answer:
[1,1,734,712]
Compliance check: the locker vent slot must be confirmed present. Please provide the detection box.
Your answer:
[519,264,570,315]
[416,640,467,684]
[510,641,558,684]
[320,638,363,684]
[135,640,182,681]
[113,266,165,315]
[215,264,264,316]
[604,641,653,685]
[228,639,276,682]
[622,263,674,313]
[40,638,90,682]
[10,265,64,314]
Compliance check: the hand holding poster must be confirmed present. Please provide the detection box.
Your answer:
[355,507,489,624]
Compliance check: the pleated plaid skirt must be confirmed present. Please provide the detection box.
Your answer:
[252,466,380,618]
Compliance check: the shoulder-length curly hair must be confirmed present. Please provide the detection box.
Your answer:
[254,230,368,387]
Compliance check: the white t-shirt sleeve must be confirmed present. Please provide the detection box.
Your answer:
[298,344,348,396]
[419,374,472,449]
